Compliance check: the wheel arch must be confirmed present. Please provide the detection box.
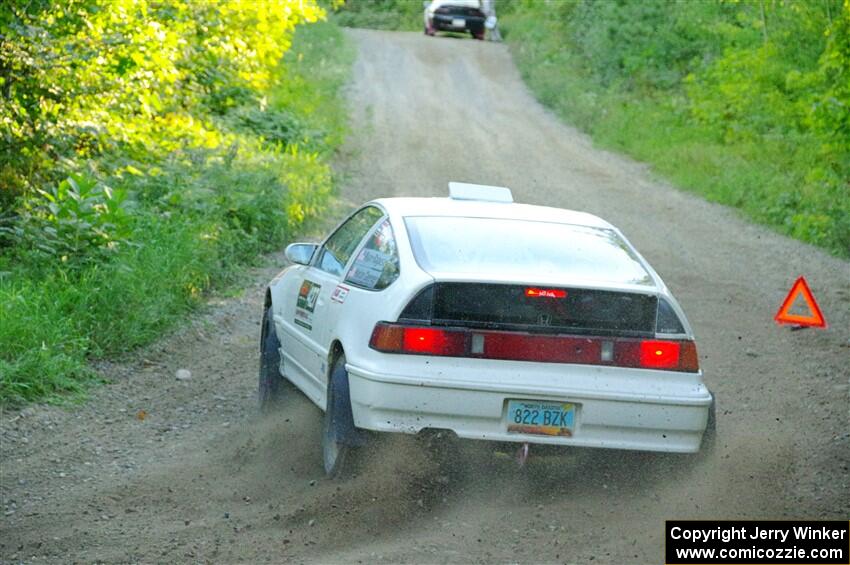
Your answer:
[327,339,345,379]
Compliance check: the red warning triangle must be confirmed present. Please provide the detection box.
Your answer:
[774,276,827,328]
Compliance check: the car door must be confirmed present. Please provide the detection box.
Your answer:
[279,206,384,406]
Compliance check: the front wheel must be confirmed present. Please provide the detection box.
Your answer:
[258,306,284,411]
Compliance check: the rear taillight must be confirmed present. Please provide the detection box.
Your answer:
[402,327,466,356]
[639,340,681,369]
[369,323,699,372]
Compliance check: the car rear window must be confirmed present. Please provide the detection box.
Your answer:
[404,216,653,286]
[400,283,658,336]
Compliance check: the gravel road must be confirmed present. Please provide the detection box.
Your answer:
[2,29,848,564]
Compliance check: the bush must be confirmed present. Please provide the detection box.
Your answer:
[0,0,325,195]
[502,0,849,257]
[0,16,353,404]
[0,174,132,262]
[332,0,422,31]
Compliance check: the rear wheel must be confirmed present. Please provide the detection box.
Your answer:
[258,306,284,411]
[323,354,362,477]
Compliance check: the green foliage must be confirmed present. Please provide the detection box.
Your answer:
[332,0,422,31]
[228,107,316,149]
[810,0,850,158]
[0,0,325,199]
[503,0,849,257]
[0,16,352,404]
[272,19,354,153]
[1,173,132,262]
[565,0,721,90]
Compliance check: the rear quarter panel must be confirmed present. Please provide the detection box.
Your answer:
[325,212,424,364]
[329,263,433,373]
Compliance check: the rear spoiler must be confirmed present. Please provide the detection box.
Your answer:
[448,182,513,203]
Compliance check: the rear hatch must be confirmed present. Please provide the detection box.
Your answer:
[369,215,697,372]
[432,0,485,17]
[403,215,656,288]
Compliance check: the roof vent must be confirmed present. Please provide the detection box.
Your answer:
[448,182,513,203]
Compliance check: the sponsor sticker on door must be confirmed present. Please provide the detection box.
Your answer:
[295,280,321,330]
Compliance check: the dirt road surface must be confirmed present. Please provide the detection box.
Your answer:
[2,29,848,564]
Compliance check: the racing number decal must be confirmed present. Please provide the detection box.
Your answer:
[330,284,350,304]
[294,280,321,330]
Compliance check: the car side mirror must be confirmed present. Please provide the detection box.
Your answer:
[285,243,317,266]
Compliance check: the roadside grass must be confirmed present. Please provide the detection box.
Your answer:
[331,0,421,31]
[562,86,842,248]
[0,22,353,405]
[274,20,355,154]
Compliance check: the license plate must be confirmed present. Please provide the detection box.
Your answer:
[506,400,575,437]
[452,18,465,28]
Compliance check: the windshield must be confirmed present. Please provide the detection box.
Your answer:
[404,216,654,286]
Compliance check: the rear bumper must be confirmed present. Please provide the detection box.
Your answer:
[431,13,485,33]
[347,362,713,453]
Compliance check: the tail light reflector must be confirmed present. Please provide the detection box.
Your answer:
[369,323,700,372]
[678,341,700,372]
[369,323,404,352]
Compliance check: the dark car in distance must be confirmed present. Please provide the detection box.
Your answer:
[424,0,487,40]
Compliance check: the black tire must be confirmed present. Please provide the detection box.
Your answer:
[258,306,284,411]
[323,354,359,477]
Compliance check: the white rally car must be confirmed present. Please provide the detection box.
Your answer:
[260,183,715,476]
